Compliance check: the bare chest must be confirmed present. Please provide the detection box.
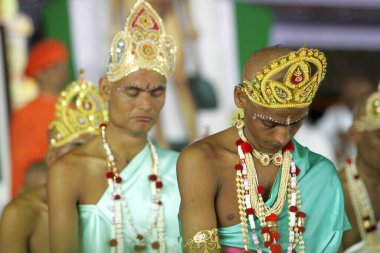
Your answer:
[214,158,280,228]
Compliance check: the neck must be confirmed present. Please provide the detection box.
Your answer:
[356,156,380,186]
[242,127,279,154]
[105,123,148,164]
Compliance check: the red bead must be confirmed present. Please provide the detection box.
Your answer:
[289,206,298,212]
[241,142,253,153]
[366,225,377,233]
[114,194,121,200]
[296,212,306,218]
[282,141,294,152]
[346,157,352,165]
[261,226,270,234]
[234,164,243,171]
[115,177,122,184]
[272,231,280,241]
[149,174,158,181]
[264,241,272,248]
[156,181,163,189]
[295,167,300,176]
[265,213,278,222]
[106,171,114,179]
[235,139,243,146]
[151,241,160,249]
[246,208,255,215]
[270,244,282,253]
[298,227,305,233]
[109,239,118,247]
[257,185,265,195]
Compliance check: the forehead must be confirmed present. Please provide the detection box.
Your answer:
[113,69,166,86]
[248,100,308,121]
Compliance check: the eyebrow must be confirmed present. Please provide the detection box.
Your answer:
[117,83,166,91]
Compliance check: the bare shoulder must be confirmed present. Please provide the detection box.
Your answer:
[177,128,236,188]
[0,188,45,233]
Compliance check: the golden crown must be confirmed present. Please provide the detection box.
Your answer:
[48,73,108,149]
[106,0,176,82]
[354,83,380,132]
[242,47,327,108]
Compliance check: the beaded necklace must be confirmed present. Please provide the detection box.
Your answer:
[344,158,380,253]
[100,124,166,252]
[234,121,306,253]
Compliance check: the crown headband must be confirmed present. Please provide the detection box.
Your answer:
[48,74,108,149]
[354,83,380,132]
[106,0,176,82]
[242,47,327,108]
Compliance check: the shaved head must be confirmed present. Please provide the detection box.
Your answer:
[242,46,292,82]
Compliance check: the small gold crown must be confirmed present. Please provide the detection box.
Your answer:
[106,0,176,82]
[48,72,108,149]
[242,47,327,108]
[354,82,380,132]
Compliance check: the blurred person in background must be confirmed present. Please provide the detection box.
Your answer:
[48,2,181,252]
[123,0,198,149]
[10,39,69,197]
[340,84,380,252]
[316,73,375,167]
[0,74,108,253]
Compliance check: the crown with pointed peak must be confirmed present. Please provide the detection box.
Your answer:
[242,47,327,108]
[48,71,108,149]
[354,82,380,132]
[106,0,176,82]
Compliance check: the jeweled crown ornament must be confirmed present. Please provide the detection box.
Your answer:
[48,71,108,148]
[354,82,380,132]
[106,0,176,82]
[242,47,327,108]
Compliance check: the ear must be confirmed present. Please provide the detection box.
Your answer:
[99,77,111,101]
[234,86,248,109]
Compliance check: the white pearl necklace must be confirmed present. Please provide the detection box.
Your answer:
[100,125,166,252]
[235,122,305,253]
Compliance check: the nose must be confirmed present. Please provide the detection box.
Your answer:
[137,92,152,111]
[273,126,290,148]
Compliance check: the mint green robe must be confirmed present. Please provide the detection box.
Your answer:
[219,139,351,252]
[78,144,180,252]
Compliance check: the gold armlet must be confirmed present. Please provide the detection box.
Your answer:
[184,228,221,253]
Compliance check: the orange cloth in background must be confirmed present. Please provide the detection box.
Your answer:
[10,94,57,196]
[24,39,68,78]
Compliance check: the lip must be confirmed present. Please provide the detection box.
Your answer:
[132,116,153,122]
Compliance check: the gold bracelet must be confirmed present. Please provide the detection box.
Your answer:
[184,228,221,253]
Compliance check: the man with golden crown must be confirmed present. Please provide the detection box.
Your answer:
[340,83,380,252]
[48,1,180,253]
[0,73,108,253]
[178,46,351,253]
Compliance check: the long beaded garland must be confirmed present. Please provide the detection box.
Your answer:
[234,122,305,253]
[344,158,380,253]
[100,124,166,252]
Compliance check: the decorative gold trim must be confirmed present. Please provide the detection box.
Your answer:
[242,47,327,108]
[184,228,221,253]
